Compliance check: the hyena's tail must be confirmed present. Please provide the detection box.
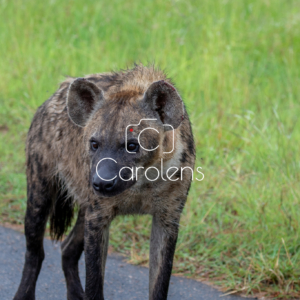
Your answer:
[49,187,75,241]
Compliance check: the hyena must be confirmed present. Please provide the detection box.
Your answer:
[13,64,195,300]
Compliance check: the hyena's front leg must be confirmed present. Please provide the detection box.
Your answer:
[84,205,110,300]
[61,208,85,300]
[149,214,179,300]
[13,176,54,300]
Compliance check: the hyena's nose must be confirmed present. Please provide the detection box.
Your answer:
[92,173,117,193]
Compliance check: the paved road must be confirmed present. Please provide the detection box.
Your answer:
[0,226,255,300]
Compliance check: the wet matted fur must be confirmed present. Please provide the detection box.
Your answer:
[13,64,195,300]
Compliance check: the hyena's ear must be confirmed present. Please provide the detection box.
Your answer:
[67,78,104,127]
[143,80,184,130]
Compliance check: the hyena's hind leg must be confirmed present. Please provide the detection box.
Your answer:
[13,167,55,300]
[61,207,85,300]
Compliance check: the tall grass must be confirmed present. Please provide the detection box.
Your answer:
[1,0,300,298]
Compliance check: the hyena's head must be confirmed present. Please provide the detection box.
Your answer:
[67,77,185,197]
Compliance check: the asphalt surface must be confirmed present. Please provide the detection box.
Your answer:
[0,226,255,300]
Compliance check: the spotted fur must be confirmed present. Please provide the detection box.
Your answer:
[14,64,195,300]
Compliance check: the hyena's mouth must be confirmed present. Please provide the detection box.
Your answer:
[92,172,137,198]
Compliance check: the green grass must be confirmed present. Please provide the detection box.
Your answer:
[1,0,300,298]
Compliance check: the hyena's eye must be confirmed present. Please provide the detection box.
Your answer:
[127,143,139,152]
[90,141,99,151]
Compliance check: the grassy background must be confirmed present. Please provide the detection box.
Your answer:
[1,0,300,298]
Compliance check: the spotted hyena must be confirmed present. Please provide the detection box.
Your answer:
[13,64,195,300]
